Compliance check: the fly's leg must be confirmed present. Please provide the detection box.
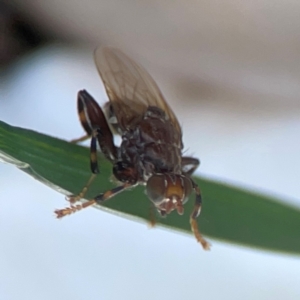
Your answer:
[67,129,100,204]
[72,90,118,166]
[190,180,210,250]
[68,124,113,203]
[70,90,94,144]
[70,135,90,144]
[56,90,119,215]
[70,90,118,160]
[182,156,209,249]
[55,159,139,218]
[181,157,200,176]
[55,183,134,218]
[148,204,157,228]
[68,174,97,205]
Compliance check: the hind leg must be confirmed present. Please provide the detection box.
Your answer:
[56,90,119,214]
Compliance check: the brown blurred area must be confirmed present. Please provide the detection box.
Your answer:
[0,2,51,67]
[2,0,300,113]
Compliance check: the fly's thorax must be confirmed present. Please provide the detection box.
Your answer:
[139,107,182,148]
[118,109,183,177]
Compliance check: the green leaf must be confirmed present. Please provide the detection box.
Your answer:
[1,120,299,254]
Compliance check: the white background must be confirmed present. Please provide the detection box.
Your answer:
[1,1,300,299]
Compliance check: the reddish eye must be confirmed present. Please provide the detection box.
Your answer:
[146,175,166,204]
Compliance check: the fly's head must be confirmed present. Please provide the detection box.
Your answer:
[146,174,193,216]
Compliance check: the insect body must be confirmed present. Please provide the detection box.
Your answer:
[55,47,210,250]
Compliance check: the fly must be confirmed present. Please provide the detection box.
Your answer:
[55,47,210,250]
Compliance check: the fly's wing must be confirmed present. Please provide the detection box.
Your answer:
[94,47,182,135]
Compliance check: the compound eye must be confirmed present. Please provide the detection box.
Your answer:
[146,175,166,204]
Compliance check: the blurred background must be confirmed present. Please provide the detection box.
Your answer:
[1,1,300,299]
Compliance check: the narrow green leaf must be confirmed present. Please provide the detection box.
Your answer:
[1,120,299,254]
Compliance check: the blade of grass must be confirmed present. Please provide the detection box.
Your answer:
[0,120,299,254]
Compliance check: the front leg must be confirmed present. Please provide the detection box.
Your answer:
[55,160,139,218]
[72,90,118,163]
[55,182,135,218]
[190,180,210,250]
[55,90,119,215]
[78,90,118,162]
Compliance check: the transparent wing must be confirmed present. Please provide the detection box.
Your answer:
[94,47,182,135]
